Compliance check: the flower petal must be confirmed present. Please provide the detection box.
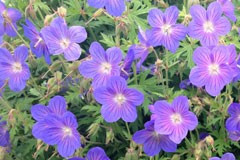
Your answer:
[88,0,105,8]
[69,26,87,43]
[94,87,113,105]
[101,104,121,122]
[148,9,164,27]
[214,17,231,36]
[207,2,222,22]
[164,6,179,25]
[190,5,206,24]
[172,96,189,112]
[182,111,198,130]
[120,103,137,122]
[124,88,144,106]
[89,42,106,62]
[105,0,125,17]
[159,135,177,152]
[48,96,67,116]
[14,46,28,62]
[169,126,188,144]
[64,43,81,61]
[192,46,211,66]
[106,47,123,64]
[78,60,99,78]
[31,104,50,121]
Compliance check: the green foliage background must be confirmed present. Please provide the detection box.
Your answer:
[1,0,240,159]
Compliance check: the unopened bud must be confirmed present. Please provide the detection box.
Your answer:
[171,154,180,160]
[44,15,54,26]
[87,123,100,136]
[155,59,163,67]
[93,8,104,18]
[124,148,138,160]
[57,7,67,18]
[106,128,114,144]
[205,135,214,148]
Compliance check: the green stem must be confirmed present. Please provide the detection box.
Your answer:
[115,21,120,47]
[9,22,30,48]
[132,62,138,84]
[0,98,12,111]
[82,13,97,41]
[125,122,131,139]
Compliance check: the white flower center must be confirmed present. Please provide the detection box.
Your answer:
[100,62,112,74]
[60,38,70,49]
[34,37,43,48]
[208,64,220,75]
[203,21,214,33]
[161,24,172,35]
[114,93,126,105]
[12,62,22,73]
[62,126,73,137]
[170,113,182,125]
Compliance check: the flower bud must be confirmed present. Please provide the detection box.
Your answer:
[105,128,114,144]
[124,148,138,160]
[44,15,54,26]
[57,7,67,18]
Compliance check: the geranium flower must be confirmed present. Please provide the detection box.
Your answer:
[0,1,22,37]
[217,0,237,22]
[23,19,51,64]
[130,28,152,67]
[0,117,10,147]
[210,152,235,160]
[93,76,144,122]
[225,103,240,132]
[0,46,30,92]
[79,42,123,89]
[88,0,125,17]
[147,6,187,53]
[150,96,198,144]
[41,17,87,61]
[132,120,177,156]
[31,96,81,158]
[69,147,110,160]
[189,46,233,96]
[188,2,231,46]
[120,48,134,80]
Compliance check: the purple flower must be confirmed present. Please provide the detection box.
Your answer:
[42,113,81,158]
[150,96,198,144]
[0,117,10,147]
[41,17,87,61]
[120,48,134,80]
[88,0,125,17]
[189,46,233,96]
[69,147,110,160]
[0,1,22,37]
[210,152,235,160]
[31,96,67,139]
[130,28,151,67]
[79,42,123,89]
[226,45,239,80]
[0,46,30,92]
[93,76,144,122]
[0,80,5,96]
[23,19,51,64]
[132,120,177,156]
[188,2,231,46]
[147,6,187,53]
[31,96,81,158]
[217,0,237,22]
[228,131,240,141]
[225,103,240,132]
[179,79,191,89]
